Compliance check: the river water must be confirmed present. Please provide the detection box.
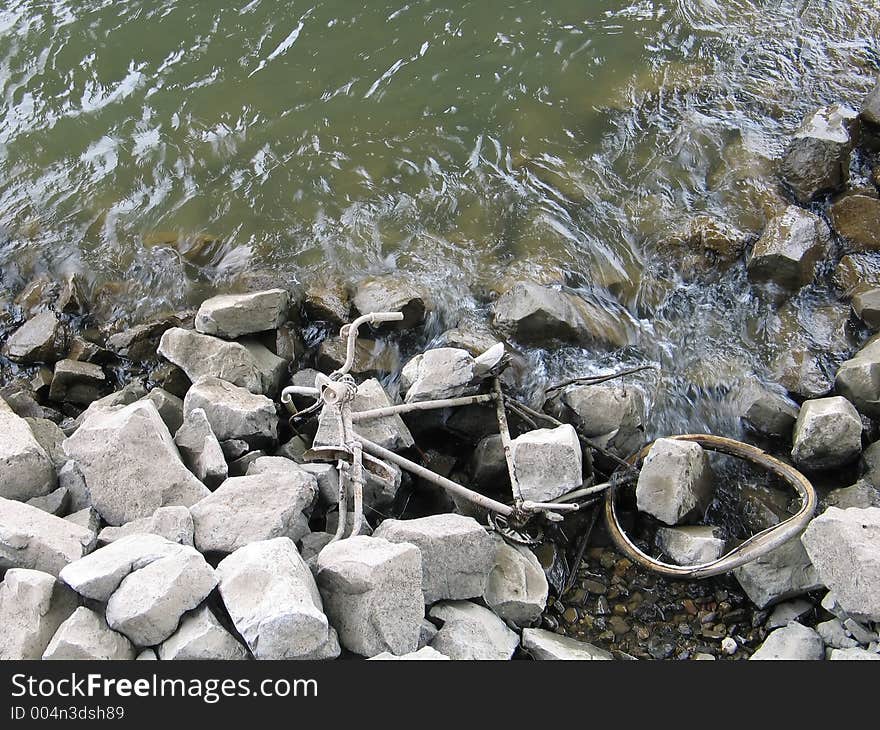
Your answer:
[0,1,878,438]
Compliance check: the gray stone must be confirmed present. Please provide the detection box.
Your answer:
[183,377,278,449]
[195,289,289,338]
[468,435,507,490]
[801,507,880,622]
[817,618,859,649]
[136,649,157,660]
[216,537,339,660]
[852,288,880,329]
[98,506,194,547]
[429,600,519,660]
[656,526,725,565]
[558,383,645,457]
[491,281,629,348]
[844,617,879,645]
[825,481,880,510]
[740,386,800,439]
[274,435,308,461]
[220,439,251,461]
[27,486,69,516]
[303,279,350,325]
[244,455,304,477]
[636,438,714,526]
[142,388,184,434]
[0,398,56,501]
[829,647,880,660]
[0,569,77,659]
[0,497,94,576]
[158,327,285,395]
[302,464,340,507]
[521,628,614,660]
[374,514,496,605]
[65,507,100,536]
[71,382,147,431]
[174,407,228,488]
[58,461,90,512]
[767,599,813,629]
[42,607,135,660]
[510,425,583,503]
[483,535,547,627]
[2,311,66,364]
[228,451,266,478]
[747,206,831,298]
[158,606,248,660]
[300,531,334,564]
[316,535,423,657]
[734,536,822,608]
[369,646,449,660]
[49,360,106,405]
[831,194,880,253]
[190,469,317,553]
[62,400,210,526]
[835,338,880,418]
[749,623,824,660]
[780,104,857,203]
[772,347,833,400]
[418,618,438,649]
[352,276,427,329]
[400,348,477,404]
[316,336,399,377]
[862,77,880,126]
[791,396,862,470]
[24,417,67,469]
[324,510,372,537]
[105,315,188,363]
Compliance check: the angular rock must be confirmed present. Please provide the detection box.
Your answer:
[58,460,90,512]
[656,526,725,565]
[27,486,69,516]
[767,599,813,629]
[174,407,228,488]
[303,278,350,325]
[216,537,339,660]
[746,206,831,298]
[316,336,399,377]
[824,481,880,510]
[136,649,157,660]
[72,381,147,431]
[244,455,303,477]
[510,425,583,503]
[556,383,645,457]
[829,647,880,660]
[141,388,184,434]
[468,435,507,491]
[352,276,427,329]
[835,338,880,418]
[791,396,862,470]
[369,646,449,660]
[48,360,106,406]
[636,438,713,526]
[862,77,880,127]
[492,281,629,348]
[521,628,614,660]
[801,507,880,622]
[299,531,334,564]
[158,606,248,660]
[195,289,289,338]
[400,348,477,404]
[834,253,880,298]
[740,385,800,439]
[749,623,824,660]
[98,506,194,547]
[852,288,880,330]
[483,535,547,627]
[325,509,373,537]
[780,104,857,203]
[0,398,56,501]
[429,600,519,660]
[734,536,822,608]
[817,618,859,649]
[24,417,67,469]
[2,311,66,364]
[374,514,496,605]
[301,463,339,506]
[316,535,423,657]
[42,607,135,660]
[831,194,880,253]
[0,569,77,659]
[62,400,210,526]
[190,470,317,554]
[0,498,94,576]
[183,377,278,449]
[105,314,189,363]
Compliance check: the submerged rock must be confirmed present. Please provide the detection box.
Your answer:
[316,335,399,376]
[195,289,289,339]
[739,384,800,439]
[852,288,880,330]
[0,569,77,660]
[831,194,880,253]
[303,278,350,325]
[833,253,880,298]
[635,438,713,526]
[352,276,427,329]
[791,396,862,470]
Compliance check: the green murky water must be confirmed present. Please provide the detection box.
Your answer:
[1,0,878,434]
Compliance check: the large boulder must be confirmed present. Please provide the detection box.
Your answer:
[635,438,714,525]
[0,398,56,501]
[749,623,824,660]
[733,536,822,608]
[190,470,317,553]
[216,538,340,660]
[62,400,210,526]
[831,194,880,253]
[158,327,285,395]
[0,569,77,659]
[195,289,289,339]
[491,282,629,348]
[351,276,427,329]
[2,311,66,364]
[316,536,423,657]
[746,206,831,298]
[174,407,228,488]
[158,606,248,660]
[374,514,496,605]
[483,535,547,627]
[183,377,278,449]
[510,425,583,503]
[791,396,862,470]
[428,600,519,660]
[42,607,135,660]
[0,498,94,576]
[400,348,477,403]
[835,338,880,418]
[780,104,857,203]
[97,506,195,547]
[521,628,614,660]
[801,507,880,622]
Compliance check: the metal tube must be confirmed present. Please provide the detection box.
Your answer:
[330,459,348,544]
[555,482,611,502]
[351,393,495,422]
[356,436,514,517]
[350,442,364,538]
[492,379,523,506]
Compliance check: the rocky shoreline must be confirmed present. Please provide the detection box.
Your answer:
[2,79,880,661]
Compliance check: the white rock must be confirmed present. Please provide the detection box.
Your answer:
[136,649,157,660]
[0,569,77,659]
[656,526,725,565]
[158,606,248,660]
[483,535,548,627]
[510,425,583,503]
[216,538,339,660]
[429,600,519,660]
[721,636,738,655]
[62,400,210,526]
[817,618,859,649]
[374,514,496,604]
[190,470,317,553]
[0,397,56,501]
[400,348,477,403]
[734,536,822,608]
[42,607,135,660]
[369,647,449,660]
[636,438,714,525]
[65,507,101,536]
[183,377,278,449]
[749,623,824,660]
[829,647,880,660]
[801,507,880,621]
[791,397,862,470]
[316,535,423,657]
[0,497,94,576]
[174,407,228,488]
[195,289,289,339]
[97,506,194,547]
[520,628,614,660]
